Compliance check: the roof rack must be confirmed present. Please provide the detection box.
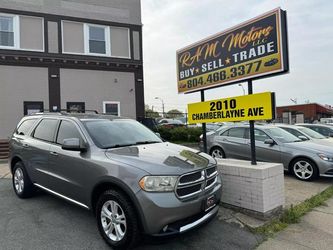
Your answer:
[29,109,99,116]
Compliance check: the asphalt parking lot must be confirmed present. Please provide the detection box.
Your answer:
[0,179,263,250]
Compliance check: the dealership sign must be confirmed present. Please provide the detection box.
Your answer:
[177,8,288,93]
[187,92,275,124]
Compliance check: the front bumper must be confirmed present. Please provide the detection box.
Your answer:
[136,177,222,235]
[317,159,333,177]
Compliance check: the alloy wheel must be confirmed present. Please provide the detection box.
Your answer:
[211,148,224,159]
[293,160,314,180]
[14,168,24,194]
[101,200,127,242]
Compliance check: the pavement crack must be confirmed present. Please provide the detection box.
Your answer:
[312,209,333,215]
[277,237,316,250]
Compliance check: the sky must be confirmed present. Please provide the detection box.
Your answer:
[140,0,333,113]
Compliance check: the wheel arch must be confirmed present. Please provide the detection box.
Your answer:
[288,155,318,172]
[90,178,146,232]
[209,145,226,157]
[10,156,23,174]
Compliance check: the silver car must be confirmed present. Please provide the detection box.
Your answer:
[296,123,333,138]
[276,124,333,144]
[200,124,333,181]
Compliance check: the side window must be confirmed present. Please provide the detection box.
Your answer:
[220,130,229,136]
[33,119,58,142]
[254,129,270,142]
[319,128,330,136]
[311,127,320,133]
[227,128,245,138]
[56,120,83,144]
[16,119,36,136]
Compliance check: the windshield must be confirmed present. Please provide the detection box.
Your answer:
[265,127,302,143]
[83,119,162,148]
[298,127,326,139]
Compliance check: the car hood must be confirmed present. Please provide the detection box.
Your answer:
[105,142,216,175]
[285,140,333,155]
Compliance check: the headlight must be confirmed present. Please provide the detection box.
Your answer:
[139,176,178,192]
[318,153,333,162]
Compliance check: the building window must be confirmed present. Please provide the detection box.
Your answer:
[67,102,85,113]
[103,101,120,116]
[84,24,110,56]
[0,14,18,48]
[23,101,44,116]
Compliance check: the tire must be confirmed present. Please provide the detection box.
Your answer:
[12,161,35,198]
[210,147,225,159]
[96,189,140,249]
[291,158,318,181]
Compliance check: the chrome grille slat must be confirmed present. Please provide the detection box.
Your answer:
[175,165,218,199]
[177,180,205,189]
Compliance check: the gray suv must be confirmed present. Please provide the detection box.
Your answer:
[9,113,222,249]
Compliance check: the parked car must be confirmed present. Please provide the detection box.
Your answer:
[276,124,333,143]
[9,113,222,249]
[200,124,333,181]
[138,117,159,132]
[296,123,333,137]
[158,118,185,128]
[206,123,224,132]
[319,118,333,125]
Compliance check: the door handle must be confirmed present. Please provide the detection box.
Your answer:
[22,143,29,148]
[50,151,58,156]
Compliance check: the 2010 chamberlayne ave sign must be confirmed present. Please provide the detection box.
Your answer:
[187,92,275,124]
[177,8,288,94]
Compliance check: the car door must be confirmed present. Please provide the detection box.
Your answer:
[10,118,39,178]
[245,128,281,163]
[28,118,59,185]
[217,127,248,159]
[48,119,92,203]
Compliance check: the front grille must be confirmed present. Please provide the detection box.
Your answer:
[206,166,217,177]
[176,183,202,197]
[179,171,202,184]
[176,166,218,199]
[206,177,216,187]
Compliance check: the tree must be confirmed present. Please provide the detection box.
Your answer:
[145,105,160,118]
[166,109,183,118]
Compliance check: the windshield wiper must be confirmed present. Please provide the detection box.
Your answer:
[103,143,135,149]
[103,141,161,149]
[134,140,161,145]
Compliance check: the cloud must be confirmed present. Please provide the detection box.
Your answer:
[141,0,333,112]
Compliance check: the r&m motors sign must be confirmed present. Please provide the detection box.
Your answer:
[188,92,275,124]
[177,8,288,93]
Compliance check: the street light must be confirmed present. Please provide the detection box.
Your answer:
[155,97,165,117]
[238,83,245,95]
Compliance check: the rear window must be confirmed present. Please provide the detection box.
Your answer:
[16,119,37,136]
[33,119,58,142]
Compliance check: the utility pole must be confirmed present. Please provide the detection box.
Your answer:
[155,97,165,117]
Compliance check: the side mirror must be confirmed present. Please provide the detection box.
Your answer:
[298,135,308,141]
[264,139,275,145]
[62,138,86,152]
[155,132,161,138]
